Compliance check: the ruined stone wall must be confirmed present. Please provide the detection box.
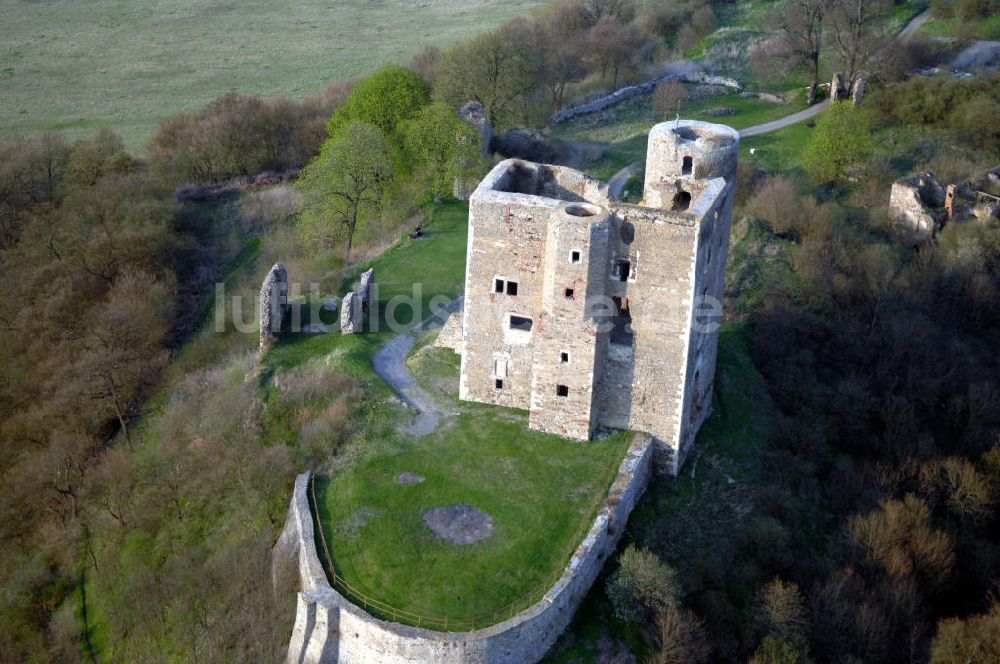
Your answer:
[674,181,734,471]
[259,263,290,351]
[890,173,945,240]
[282,435,654,663]
[459,164,554,410]
[595,206,699,472]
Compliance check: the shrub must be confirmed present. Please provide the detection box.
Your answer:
[647,606,711,664]
[803,104,873,183]
[606,545,680,622]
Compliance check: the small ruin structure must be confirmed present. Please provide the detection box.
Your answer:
[339,268,375,334]
[890,170,1000,242]
[890,171,946,240]
[455,120,738,476]
[258,262,289,351]
[830,73,865,105]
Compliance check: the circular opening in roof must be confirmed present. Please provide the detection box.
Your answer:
[564,204,597,217]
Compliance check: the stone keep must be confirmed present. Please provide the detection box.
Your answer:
[259,262,289,351]
[457,120,738,475]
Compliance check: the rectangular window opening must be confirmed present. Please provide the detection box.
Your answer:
[564,287,575,299]
[494,278,504,293]
[495,379,504,390]
[613,259,631,282]
[560,351,569,363]
[506,281,519,296]
[570,250,581,263]
[556,384,569,397]
[509,315,533,332]
[682,155,693,176]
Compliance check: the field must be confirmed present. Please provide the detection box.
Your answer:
[0,0,548,152]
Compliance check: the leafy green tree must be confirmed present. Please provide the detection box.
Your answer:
[405,103,481,202]
[433,26,540,128]
[296,122,394,258]
[606,545,680,623]
[803,103,873,183]
[326,65,430,138]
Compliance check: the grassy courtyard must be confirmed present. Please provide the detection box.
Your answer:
[314,404,632,627]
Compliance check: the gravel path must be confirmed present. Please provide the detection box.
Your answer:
[371,296,463,437]
[899,8,932,42]
[737,99,830,138]
[608,161,643,199]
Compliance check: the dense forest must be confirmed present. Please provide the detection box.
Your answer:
[1,0,999,661]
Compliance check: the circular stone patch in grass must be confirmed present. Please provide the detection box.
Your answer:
[423,503,495,545]
[396,472,425,485]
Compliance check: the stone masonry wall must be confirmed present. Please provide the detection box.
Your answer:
[280,434,654,663]
[460,120,737,474]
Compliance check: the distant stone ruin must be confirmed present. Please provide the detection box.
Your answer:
[258,262,289,352]
[830,73,865,105]
[339,268,375,334]
[890,171,1000,242]
[890,172,947,240]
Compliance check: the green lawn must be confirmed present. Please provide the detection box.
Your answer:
[741,120,815,174]
[263,201,470,378]
[918,12,1000,39]
[0,0,547,152]
[314,406,632,628]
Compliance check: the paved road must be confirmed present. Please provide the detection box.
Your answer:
[371,296,463,437]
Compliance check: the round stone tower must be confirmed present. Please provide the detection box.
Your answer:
[643,120,740,198]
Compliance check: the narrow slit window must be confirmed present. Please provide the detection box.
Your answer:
[560,351,569,363]
[509,315,533,332]
[682,156,693,176]
[494,278,504,293]
[556,384,569,397]
[570,250,581,263]
[506,281,519,296]
[564,287,575,299]
[495,379,504,390]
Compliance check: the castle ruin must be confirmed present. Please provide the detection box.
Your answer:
[454,120,738,475]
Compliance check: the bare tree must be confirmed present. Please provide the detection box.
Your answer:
[774,0,829,104]
[830,0,891,82]
[539,33,586,110]
[653,80,688,120]
[585,16,638,87]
